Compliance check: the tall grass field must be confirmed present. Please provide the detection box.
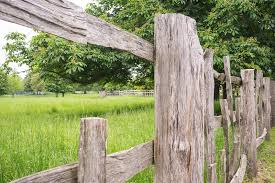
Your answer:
[2,94,268,183]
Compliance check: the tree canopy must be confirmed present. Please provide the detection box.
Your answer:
[2,0,274,91]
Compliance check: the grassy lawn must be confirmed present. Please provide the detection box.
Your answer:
[0,94,273,183]
[0,94,154,183]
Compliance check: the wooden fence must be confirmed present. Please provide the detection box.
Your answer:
[0,1,272,183]
[104,90,154,97]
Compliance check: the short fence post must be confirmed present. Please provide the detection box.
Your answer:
[78,117,107,183]
[154,14,205,182]
[263,77,271,140]
[240,69,257,178]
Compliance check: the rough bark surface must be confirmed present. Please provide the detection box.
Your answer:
[204,49,217,183]
[229,154,247,183]
[256,128,267,148]
[256,71,264,136]
[263,77,271,140]
[154,14,205,183]
[78,117,107,183]
[241,69,257,178]
[229,98,241,181]
[220,99,230,183]
[11,141,154,183]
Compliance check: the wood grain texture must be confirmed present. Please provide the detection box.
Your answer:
[229,98,241,181]
[241,69,257,178]
[204,49,217,183]
[256,71,264,136]
[256,128,267,148]
[229,154,247,183]
[154,14,205,183]
[0,0,153,61]
[10,163,78,183]
[220,99,230,183]
[220,149,227,183]
[78,117,107,183]
[106,141,154,183]
[213,70,242,86]
[10,141,154,183]
[270,80,275,127]
[263,77,271,140]
[223,56,234,122]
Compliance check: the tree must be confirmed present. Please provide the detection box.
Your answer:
[0,69,8,95]
[45,77,73,97]
[7,73,24,97]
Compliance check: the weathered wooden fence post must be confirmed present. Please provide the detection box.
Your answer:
[204,49,217,183]
[256,70,264,136]
[154,14,205,183]
[78,117,107,183]
[241,69,257,178]
[263,77,271,140]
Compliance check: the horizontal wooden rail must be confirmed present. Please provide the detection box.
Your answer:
[256,128,267,148]
[230,128,268,183]
[10,141,154,183]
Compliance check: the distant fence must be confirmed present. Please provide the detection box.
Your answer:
[103,90,154,97]
[2,1,273,183]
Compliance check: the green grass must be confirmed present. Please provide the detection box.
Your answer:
[0,94,154,183]
[2,94,272,183]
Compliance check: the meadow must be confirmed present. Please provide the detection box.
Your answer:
[1,94,273,183]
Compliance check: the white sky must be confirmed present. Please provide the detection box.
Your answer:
[0,0,95,78]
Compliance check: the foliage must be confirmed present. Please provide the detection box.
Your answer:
[7,73,24,96]
[0,69,8,95]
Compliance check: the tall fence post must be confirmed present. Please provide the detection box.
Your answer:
[78,117,107,183]
[154,14,205,183]
[256,70,264,136]
[263,77,271,140]
[240,69,257,178]
[204,49,217,183]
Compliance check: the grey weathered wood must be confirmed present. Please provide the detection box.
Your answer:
[223,56,234,122]
[204,49,217,183]
[106,141,153,183]
[212,112,236,129]
[0,0,153,61]
[270,80,275,127]
[241,69,257,178]
[10,163,78,183]
[221,149,227,183]
[78,117,107,183]
[256,128,267,148]
[263,77,271,140]
[154,14,205,183]
[229,98,241,181]
[10,141,154,183]
[256,71,264,136]
[220,99,230,183]
[229,154,247,183]
[213,70,242,86]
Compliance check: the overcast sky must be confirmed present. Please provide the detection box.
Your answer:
[0,0,95,77]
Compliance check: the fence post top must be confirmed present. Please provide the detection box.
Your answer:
[81,117,107,123]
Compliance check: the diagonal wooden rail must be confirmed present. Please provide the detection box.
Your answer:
[0,0,241,85]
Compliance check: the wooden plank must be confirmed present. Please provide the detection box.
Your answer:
[220,99,230,183]
[10,141,154,183]
[271,80,275,127]
[256,128,267,148]
[0,0,153,61]
[263,77,271,140]
[220,149,227,183]
[241,69,257,178]
[229,154,247,183]
[106,141,153,183]
[204,49,217,183]
[229,98,241,181]
[78,117,107,183]
[154,14,205,183]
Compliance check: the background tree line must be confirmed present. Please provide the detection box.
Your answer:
[1,0,274,98]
